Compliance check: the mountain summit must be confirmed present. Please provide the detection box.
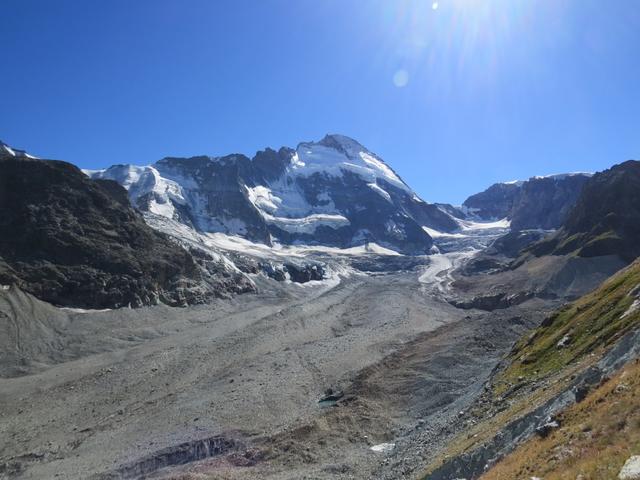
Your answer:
[90,135,459,254]
[0,140,36,159]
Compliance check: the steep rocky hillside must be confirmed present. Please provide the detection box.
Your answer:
[498,258,640,386]
[528,160,640,263]
[0,154,252,309]
[421,259,640,480]
[478,259,640,479]
[463,173,591,230]
[480,358,640,480]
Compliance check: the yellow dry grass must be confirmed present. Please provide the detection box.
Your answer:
[479,359,640,480]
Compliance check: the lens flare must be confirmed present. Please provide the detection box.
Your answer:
[376,0,539,96]
[393,69,410,87]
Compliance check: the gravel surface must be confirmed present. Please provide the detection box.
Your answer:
[0,255,557,480]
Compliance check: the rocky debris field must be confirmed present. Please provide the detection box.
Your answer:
[0,247,562,480]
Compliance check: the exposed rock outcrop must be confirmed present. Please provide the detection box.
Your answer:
[527,160,640,263]
[462,174,591,230]
[0,155,253,309]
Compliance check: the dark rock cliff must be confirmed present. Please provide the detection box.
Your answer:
[0,155,252,308]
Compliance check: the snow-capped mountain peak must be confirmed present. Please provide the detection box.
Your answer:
[0,140,38,159]
[292,134,413,194]
[88,135,460,254]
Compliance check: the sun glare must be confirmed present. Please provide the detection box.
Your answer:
[379,0,537,95]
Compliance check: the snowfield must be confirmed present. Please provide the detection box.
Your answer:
[293,135,412,193]
[84,134,433,244]
[146,213,402,260]
[261,212,350,234]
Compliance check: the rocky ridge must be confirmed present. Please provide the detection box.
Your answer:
[462,173,592,230]
[0,152,253,308]
[526,160,640,263]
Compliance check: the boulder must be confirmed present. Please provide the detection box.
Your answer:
[619,456,640,479]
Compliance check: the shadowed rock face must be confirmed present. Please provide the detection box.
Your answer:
[463,182,521,220]
[488,230,550,258]
[528,160,640,263]
[0,156,252,308]
[510,175,591,230]
[99,435,240,479]
[462,174,591,230]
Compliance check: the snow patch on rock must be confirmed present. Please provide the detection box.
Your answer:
[262,213,350,234]
[367,183,392,202]
[622,299,640,319]
[370,443,395,453]
[89,164,188,221]
[422,226,466,239]
[457,217,511,231]
[293,135,412,193]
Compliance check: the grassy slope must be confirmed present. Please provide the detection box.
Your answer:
[421,260,640,479]
[494,259,640,393]
[480,358,640,480]
[477,260,640,479]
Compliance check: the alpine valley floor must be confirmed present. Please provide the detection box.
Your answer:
[0,237,569,480]
[1,133,639,480]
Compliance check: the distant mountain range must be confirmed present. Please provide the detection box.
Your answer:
[84,134,598,253]
[2,136,638,309]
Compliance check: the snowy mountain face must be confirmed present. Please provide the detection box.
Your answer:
[462,173,593,230]
[90,135,459,254]
[0,140,37,159]
[4,135,592,256]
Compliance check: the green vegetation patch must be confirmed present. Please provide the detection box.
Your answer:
[481,357,640,480]
[498,260,640,389]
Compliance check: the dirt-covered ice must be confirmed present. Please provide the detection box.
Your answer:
[0,249,554,480]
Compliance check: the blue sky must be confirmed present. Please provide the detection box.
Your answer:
[1,0,639,204]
